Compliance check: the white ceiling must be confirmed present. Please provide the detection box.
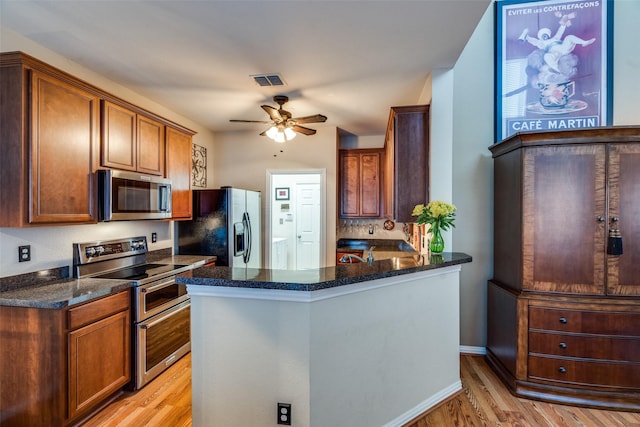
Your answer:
[0,0,491,136]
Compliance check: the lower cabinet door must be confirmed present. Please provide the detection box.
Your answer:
[68,310,130,419]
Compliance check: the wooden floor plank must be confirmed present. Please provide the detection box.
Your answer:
[89,352,639,427]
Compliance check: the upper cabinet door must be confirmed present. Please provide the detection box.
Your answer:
[166,127,193,220]
[30,70,100,224]
[522,144,607,295]
[101,100,165,176]
[607,144,640,296]
[101,101,137,171]
[384,105,429,222]
[339,149,382,218]
[137,115,165,176]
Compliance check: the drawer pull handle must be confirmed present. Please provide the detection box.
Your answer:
[558,367,567,374]
[559,342,567,349]
[559,317,568,324]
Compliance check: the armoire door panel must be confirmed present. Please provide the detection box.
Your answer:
[607,144,640,295]
[523,145,606,294]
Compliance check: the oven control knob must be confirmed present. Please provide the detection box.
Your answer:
[95,246,105,255]
[85,247,96,257]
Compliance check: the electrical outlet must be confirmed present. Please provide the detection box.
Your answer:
[151,232,157,243]
[277,403,291,425]
[18,245,31,262]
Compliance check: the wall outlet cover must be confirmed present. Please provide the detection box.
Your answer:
[277,403,291,425]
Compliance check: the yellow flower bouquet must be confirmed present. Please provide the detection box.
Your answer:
[412,201,456,253]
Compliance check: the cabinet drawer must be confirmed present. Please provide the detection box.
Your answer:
[528,355,640,389]
[529,307,640,336]
[68,291,130,330]
[529,331,640,362]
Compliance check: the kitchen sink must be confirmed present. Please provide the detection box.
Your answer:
[336,239,417,263]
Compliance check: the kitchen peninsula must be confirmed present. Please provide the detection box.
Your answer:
[178,252,472,427]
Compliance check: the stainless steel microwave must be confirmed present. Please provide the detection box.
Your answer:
[98,170,172,221]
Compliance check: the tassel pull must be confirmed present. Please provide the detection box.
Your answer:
[607,217,623,256]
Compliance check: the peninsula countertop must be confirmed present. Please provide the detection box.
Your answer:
[178,252,472,292]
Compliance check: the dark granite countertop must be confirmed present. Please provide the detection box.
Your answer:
[0,277,132,309]
[0,255,214,309]
[178,252,472,292]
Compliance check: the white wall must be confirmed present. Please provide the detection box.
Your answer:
[0,27,217,277]
[447,0,640,348]
[211,129,337,267]
[190,268,461,427]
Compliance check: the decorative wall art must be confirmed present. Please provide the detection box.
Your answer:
[275,187,290,201]
[192,144,207,188]
[495,0,612,142]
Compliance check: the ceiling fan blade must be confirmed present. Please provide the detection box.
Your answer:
[230,119,271,123]
[292,114,327,124]
[261,105,283,121]
[259,129,268,136]
[292,125,317,136]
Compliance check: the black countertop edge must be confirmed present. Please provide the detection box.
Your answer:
[178,252,472,292]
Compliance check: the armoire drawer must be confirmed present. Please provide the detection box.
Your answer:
[528,331,640,362]
[529,307,640,336]
[528,355,640,388]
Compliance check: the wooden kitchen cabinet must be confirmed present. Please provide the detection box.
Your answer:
[0,53,100,226]
[0,291,131,426]
[339,149,382,218]
[166,126,195,220]
[383,105,429,222]
[486,127,640,411]
[101,100,165,176]
[0,51,197,227]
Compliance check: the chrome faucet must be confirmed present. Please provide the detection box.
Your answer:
[367,246,376,263]
[339,247,375,265]
[339,253,366,263]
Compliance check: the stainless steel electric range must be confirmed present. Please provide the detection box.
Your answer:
[73,236,192,390]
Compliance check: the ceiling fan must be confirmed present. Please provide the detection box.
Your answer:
[230,95,327,142]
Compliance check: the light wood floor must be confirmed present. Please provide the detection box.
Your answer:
[85,353,640,426]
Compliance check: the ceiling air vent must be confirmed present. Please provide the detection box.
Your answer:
[251,73,286,87]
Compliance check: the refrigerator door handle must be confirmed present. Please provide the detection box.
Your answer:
[243,212,252,264]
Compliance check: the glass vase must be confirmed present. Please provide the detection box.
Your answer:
[429,227,444,254]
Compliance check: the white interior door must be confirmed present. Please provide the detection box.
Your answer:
[295,183,320,270]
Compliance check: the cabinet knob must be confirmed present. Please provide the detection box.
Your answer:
[559,317,568,324]
[559,342,567,349]
[611,216,619,222]
[597,216,605,222]
[558,367,567,374]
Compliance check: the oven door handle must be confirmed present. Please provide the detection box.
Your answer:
[140,299,190,329]
[139,277,177,293]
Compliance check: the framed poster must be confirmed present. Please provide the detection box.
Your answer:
[495,0,613,142]
[275,187,290,200]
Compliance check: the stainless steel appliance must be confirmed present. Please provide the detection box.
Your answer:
[176,187,261,268]
[98,169,172,221]
[73,236,191,390]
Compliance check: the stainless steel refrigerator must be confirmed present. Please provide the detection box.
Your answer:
[175,187,261,268]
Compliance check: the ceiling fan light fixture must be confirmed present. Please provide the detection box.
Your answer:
[284,127,296,140]
[274,132,286,143]
[266,126,279,139]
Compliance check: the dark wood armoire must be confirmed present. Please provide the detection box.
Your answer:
[487,127,640,411]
